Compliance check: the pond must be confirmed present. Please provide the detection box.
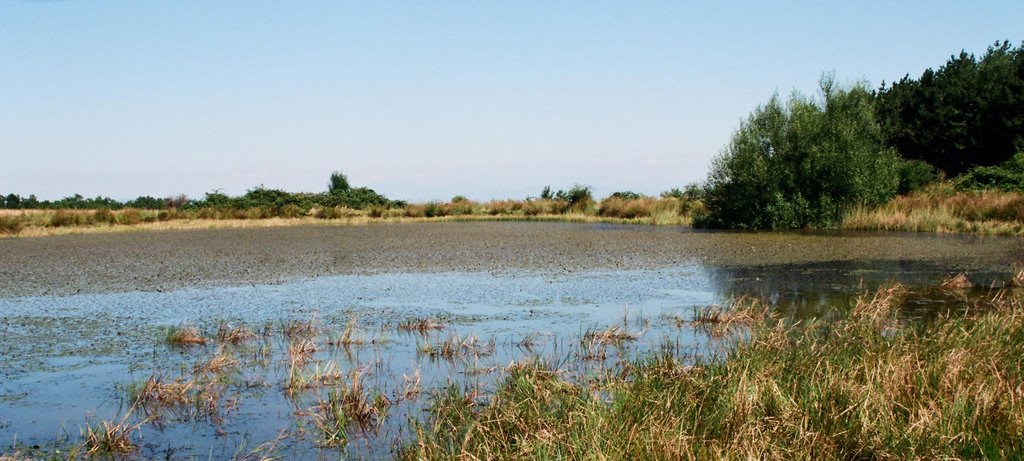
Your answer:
[0,223,1021,459]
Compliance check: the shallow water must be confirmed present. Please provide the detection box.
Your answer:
[1,228,1022,459]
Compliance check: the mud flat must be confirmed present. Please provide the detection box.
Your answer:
[1,221,1023,297]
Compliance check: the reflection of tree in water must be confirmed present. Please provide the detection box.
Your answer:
[703,260,1015,320]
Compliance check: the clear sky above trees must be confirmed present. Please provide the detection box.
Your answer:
[2,1,1023,201]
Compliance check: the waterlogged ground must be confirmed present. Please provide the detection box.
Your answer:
[1,223,1023,459]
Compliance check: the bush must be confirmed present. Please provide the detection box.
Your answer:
[598,197,655,219]
[0,216,23,234]
[556,185,594,212]
[93,208,116,224]
[116,209,143,225]
[897,159,942,194]
[608,191,644,200]
[957,152,1024,193]
[697,77,900,229]
[424,202,447,218]
[49,210,79,227]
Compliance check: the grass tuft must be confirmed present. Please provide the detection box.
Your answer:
[940,273,973,290]
[166,325,208,346]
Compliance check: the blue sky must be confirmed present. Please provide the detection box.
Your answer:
[2,1,1023,202]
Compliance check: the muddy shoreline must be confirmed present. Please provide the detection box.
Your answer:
[1,221,1022,297]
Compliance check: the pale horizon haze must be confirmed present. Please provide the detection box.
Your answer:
[3,1,1023,202]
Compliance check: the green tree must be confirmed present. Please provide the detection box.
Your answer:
[328,170,351,194]
[876,40,1024,176]
[697,77,900,229]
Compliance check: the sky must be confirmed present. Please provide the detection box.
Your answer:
[2,1,1023,202]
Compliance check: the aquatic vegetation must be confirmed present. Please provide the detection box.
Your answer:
[165,325,208,346]
[326,317,365,346]
[197,346,238,375]
[9,274,1024,459]
[581,325,639,345]
[401,286,1024,460]
[1010,267,1024,287]
[396,317,445,333]
[850,282,907,321]
[82,411,142,456]
[691,294,771,337]
[217,323,257,345]
[940,272,973,290]
[418,334,495,361]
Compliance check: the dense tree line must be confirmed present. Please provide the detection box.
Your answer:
[875,40,1023,177]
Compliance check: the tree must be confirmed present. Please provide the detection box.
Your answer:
[3,194,20,209]
[328,171,351,194]
[697,77,900,229]
[876,40,1024,176]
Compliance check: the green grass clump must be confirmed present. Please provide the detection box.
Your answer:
[402,286,1024,460]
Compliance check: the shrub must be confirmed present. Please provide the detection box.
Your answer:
[93,208,116,224]
[281,204,302,219]
[424,202,447,218]
[49,210,79,227]
[559,185,594,211]
[957,152,1024,193]
[608,191,644,200]
[598,197,655,219]
[367,205,386,218]
[697,77,900,229]
[117,209,142,225]
[897,159,942,194]
[0,216,23,234]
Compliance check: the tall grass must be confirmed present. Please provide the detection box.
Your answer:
[0,192,702,237]
[843,184,1024,235]
[402,284,1024,460]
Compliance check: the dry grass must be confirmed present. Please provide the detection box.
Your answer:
[131,374,195,407]
[197,346,237,374]
[397,317,446,333]
[691,295,772,336]
[402,285,1024,460]
[851,283,908,321]
[1010,267,1024,287]
[217,323,257,345]
[582,326,639,345]
[310,369,393,446]
[0,194,701,239]
[82,411,142,456]
[419,334,494,361]
[940,273,974,290]
[843,186,1024,236]
[166,325,208,346]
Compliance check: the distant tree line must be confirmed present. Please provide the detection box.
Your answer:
[1,170,403,211]
[695,40,1024,229]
